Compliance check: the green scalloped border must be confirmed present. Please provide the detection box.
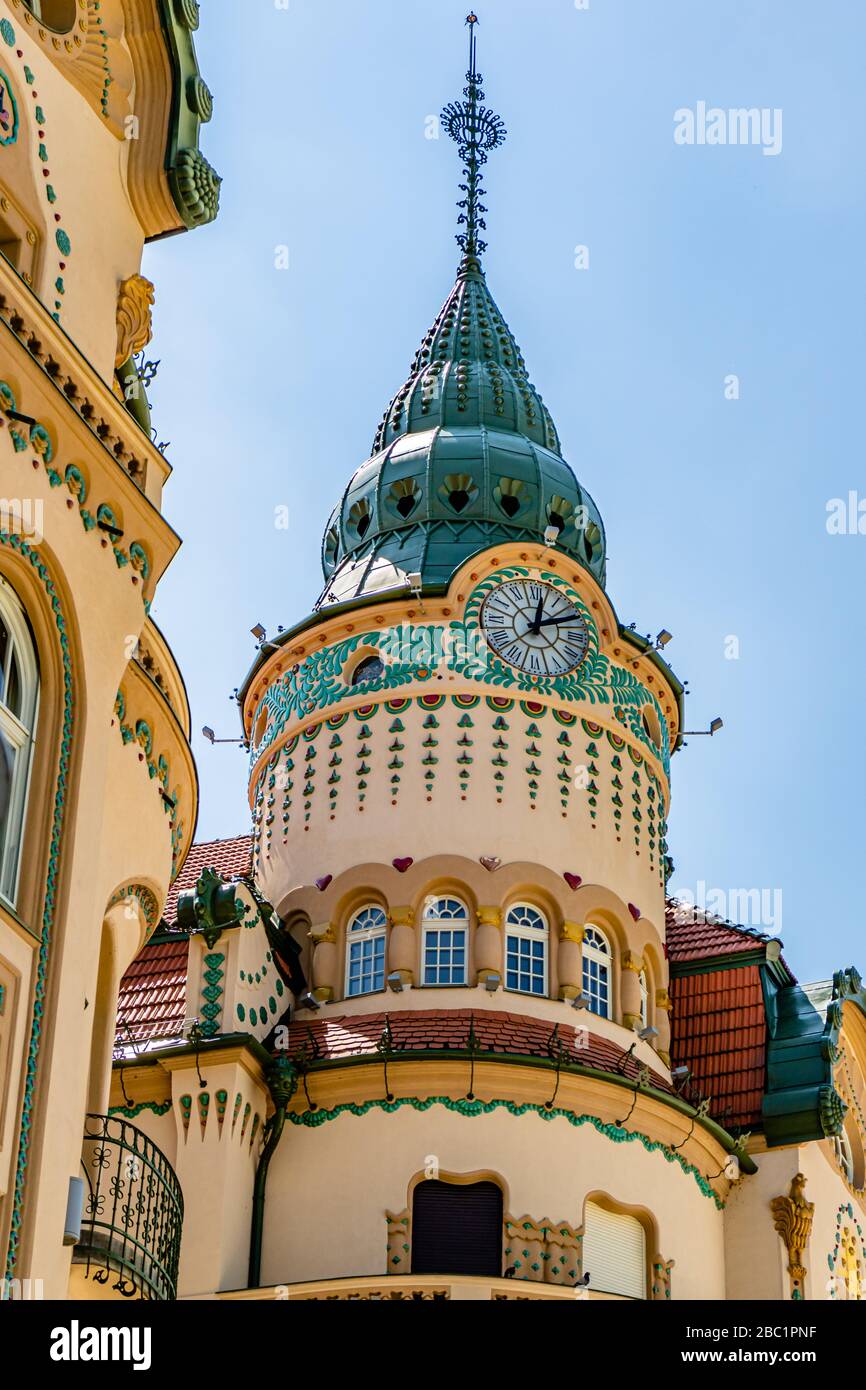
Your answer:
[1,532,73,1284]
[108,1100,172,1119]
[286,1094,724,1208]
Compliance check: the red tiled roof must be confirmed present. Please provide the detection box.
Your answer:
[280,1009,673,1091]
[115,937,189,1046]
[669,966,766,1128]
[115,834,252,1048]
[164,833,252,928]
[665,899,776,964]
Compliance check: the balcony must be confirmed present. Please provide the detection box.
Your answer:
[72,1114,183,1301]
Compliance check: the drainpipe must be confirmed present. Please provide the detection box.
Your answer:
[248,1058,297,1289]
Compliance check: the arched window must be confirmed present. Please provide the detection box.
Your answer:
[345,905,387,997]
[582,1200,647,1300]
[638,969,649,1029]
[0,579,39,907]
[411,1179,503,1277]
[422,897,468,986]
[505,904,548,996]
[582,926,611,1019]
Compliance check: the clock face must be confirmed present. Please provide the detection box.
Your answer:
[480,579,590,677]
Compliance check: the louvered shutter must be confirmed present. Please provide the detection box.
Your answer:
[582,1200,647,1299]
[411,1180,503,1277]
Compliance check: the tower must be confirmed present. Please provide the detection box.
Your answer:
[227,18,743,1299]
[0,0,217,1299]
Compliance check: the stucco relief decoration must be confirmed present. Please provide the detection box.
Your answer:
[115,275,155,369]
[250,567,670,775]
[826,1203,864,1300]
[0,66,19,145]
[13,0,133,132]
[770,1173,815,1300]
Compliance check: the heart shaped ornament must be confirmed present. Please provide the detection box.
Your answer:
[392,857,414,874]
[628,902,642,922]
[480,856,502,872]
[315,876,333,892]
[563,873,582,891]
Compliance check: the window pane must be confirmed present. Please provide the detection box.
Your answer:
[5,651,20,721]
[423,928,466,985]
[506,934,545,995]
[583,957,609,1017]
[0,730,13,863]
[347,932,385,996]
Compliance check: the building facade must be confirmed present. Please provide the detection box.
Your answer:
[0,0,217,1298]
[103,22,866,1304]
[2,10,864,1304]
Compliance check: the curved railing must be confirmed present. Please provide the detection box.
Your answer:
[75,1113,183,1301]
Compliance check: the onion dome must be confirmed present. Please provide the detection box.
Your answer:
[317,18,606,609]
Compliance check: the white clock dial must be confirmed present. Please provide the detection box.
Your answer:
[480,579,590,676]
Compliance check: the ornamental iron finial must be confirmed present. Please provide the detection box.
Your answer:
[441,13,506,267]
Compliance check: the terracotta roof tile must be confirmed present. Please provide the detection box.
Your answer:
[164,833,252,929]
[278,1008,673,1091]
[665,898,779,964]
[115,938,189,1046]
[115,834,252,1048]
[669,964,766,1127]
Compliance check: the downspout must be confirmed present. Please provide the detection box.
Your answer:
[248,1058,297,1289]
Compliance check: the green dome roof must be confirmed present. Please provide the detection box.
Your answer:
[318,262,606,608]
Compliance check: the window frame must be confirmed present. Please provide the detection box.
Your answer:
[0,579,39,909]
[504,902,548,997]
[638,968,649,1029]
[582,924,612,1020]
[344,904,388,999]
[421,896,469,987]
[833,1130,855,1186]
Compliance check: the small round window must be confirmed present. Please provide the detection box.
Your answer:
[642,706,662,748]
[352,656,385,687]
[254,705,270,747]
[23,1,77,33]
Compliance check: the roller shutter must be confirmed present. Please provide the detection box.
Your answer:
[582,1200,647,1299]
[411,1180,503,1277]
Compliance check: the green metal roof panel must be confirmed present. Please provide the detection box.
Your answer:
[762,966,865,1146]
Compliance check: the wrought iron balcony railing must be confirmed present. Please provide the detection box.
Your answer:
[74,1113,183,1301]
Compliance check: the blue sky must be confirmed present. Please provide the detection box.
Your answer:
[144,0,866,980]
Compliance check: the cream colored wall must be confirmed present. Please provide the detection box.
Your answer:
[0,921,33,1201]
[723,1145,794,1300]
[255,697,667,928]
[723,1139,866,1300]
[1,5,150,376]
[797,1141,866,1300]
[165,1058,268,1299]
[259,1105,726,1299]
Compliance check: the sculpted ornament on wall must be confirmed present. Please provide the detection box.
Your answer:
[770,1173,815,1300]
[115,275,155,369]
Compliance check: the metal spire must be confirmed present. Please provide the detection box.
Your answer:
[441,13,506,269]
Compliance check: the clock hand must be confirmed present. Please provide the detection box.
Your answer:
[537,614,582,628]
[528,594,545,635]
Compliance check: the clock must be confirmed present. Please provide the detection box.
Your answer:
[480,579,590,677]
